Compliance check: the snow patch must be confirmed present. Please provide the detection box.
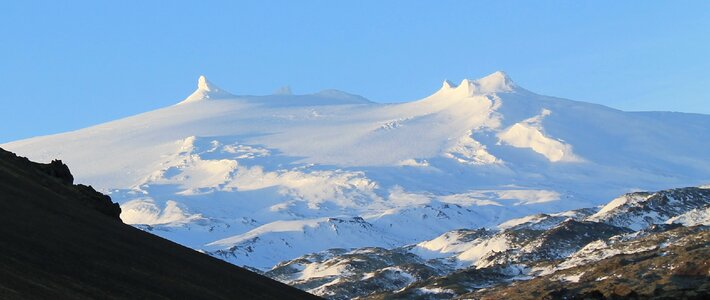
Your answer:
[496,189,561,205]
[457,234,511,266]
[378,117,413,131]
[497,214,548,230]
[667,206,710,226]
[413,230,489,259]
[298,260,353,281]
[498,109,582,162]
[120,199,202,225]
[445,130,500,165]
[555,272,585,283]
[592,194,644,217]
[416,287,455,296]
[398,159,430,167]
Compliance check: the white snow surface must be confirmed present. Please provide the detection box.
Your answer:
[4,72,710,270]
[667,206,710,226]
[555,272,585,283]
[497,109,582,162]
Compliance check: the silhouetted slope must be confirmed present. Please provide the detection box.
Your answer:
[0,147,320,300]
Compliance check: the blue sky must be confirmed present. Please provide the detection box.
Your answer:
[1,1,708,143]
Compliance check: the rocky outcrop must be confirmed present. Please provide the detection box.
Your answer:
[0,148,121,221]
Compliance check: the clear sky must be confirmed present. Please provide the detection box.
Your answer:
[1,1,708,143]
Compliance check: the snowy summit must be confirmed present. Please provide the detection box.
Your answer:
[437,71,518,96]
[179,75,234,104]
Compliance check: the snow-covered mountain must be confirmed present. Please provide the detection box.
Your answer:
[4,71,710,270]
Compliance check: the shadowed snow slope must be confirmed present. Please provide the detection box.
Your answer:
[4,71,710,270]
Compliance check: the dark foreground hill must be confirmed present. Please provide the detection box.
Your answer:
[0,147,319,300]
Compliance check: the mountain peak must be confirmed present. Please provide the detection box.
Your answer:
[434,71,518,97]
[178,75,233,105]
[481,70,511,81]
[442,80,458,89]
[197,75,213,91]
[462,71,517,94]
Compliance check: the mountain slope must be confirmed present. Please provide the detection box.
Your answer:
[268,186,710,299]
[3,72,710,270]
[0,147,318,300]
[465,226,710,300]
